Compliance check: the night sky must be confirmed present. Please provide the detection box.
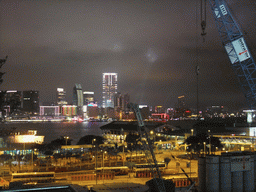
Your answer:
[1,0,256,111]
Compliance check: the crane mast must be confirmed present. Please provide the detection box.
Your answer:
[207,0,256,109]
[129,103,166,192]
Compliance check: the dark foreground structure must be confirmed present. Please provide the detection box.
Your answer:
[2,183,89,192]
[198,151,255,192]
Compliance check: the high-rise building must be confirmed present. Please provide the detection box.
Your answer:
[178,95,185,109]
[122,93,130,112]
[56,88,67,106]
[83,91,94,105]
[177,95,186,117]
[102,73,117,108]
[114,92,122,109]
[73,84,83,107]
[2,90,22,115]
[73,84,83,116]
[23,90,39,115]
[155,106,165,113]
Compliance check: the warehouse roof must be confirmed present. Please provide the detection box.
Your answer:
[100,121,163,131]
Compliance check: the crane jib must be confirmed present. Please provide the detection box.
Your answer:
[208,0,256,108]
[129,103,166,192]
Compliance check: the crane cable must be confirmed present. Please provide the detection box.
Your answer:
[201,0,207,42]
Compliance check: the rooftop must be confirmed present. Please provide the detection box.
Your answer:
[100,121,163,131]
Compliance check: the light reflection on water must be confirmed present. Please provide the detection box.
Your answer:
[1,121,109,145]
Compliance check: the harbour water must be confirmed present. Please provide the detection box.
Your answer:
[0,121,109,145]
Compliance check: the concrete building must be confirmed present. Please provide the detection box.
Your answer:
[102,73,117,108]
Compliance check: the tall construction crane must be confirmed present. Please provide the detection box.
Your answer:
[204,0,256,109]
[129,103,166,192]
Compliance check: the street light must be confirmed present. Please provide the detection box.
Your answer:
[103,151,107,184]
[31,149,34,172]
[203,142,206,156]
[122,145,126,166]
[93,138,98,185]
[64,136,69,145]
[64,136,69,162]
[191,129,194,136]
[208,130,211,155]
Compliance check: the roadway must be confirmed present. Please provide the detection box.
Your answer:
[57,172,198,189]
[53,150,198,188]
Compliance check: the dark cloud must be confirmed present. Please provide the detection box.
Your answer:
[0,0,255,110]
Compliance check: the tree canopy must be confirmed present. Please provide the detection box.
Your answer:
[125,133,141,151]
[33,136,72,156]
[125,133,140,144]
[77,135,104,145]
[185,133,223,154]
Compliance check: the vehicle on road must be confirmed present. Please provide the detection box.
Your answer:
[11,172,55,183]
[95,166,129,175]
[133,163,166,172]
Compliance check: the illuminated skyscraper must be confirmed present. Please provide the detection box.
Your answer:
[56,88,67,106]
[102,73,117,108]
[83,91,94,105]
[73,84,83,107]
[73,84,83,116]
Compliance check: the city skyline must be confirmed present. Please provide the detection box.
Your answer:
[1,0,256,110]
